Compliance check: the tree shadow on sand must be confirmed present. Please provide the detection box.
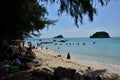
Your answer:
[82,67,120,80]
[2,66,120,80]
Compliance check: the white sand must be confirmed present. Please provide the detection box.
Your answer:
[33,48,120,76]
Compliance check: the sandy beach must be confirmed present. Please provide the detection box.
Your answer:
[32,48,120,78]
[1,45,120,80]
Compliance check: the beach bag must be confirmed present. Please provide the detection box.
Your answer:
[10,66,20,73]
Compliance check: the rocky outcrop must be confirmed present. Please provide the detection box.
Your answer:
[53,67,76,80]
[4,66,120,80]
[53,35,64,38]
[32,67,105,80]
[90,31,110,38]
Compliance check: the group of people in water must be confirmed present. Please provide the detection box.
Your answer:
[54,42,96,46]
[36,41,96,60]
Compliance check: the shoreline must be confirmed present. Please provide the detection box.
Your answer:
[33,48,120,76]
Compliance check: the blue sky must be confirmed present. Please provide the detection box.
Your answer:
[40,0,120,38]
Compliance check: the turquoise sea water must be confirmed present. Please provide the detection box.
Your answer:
[25,37,120,66]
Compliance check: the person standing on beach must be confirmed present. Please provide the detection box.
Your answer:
[41,45,43,50]
[67,52,71,59]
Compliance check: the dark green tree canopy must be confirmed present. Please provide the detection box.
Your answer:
[1,0,56,40]
[0,0,110,40]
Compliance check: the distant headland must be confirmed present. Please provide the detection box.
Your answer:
[90,31,110,38]
[53,35,64,38]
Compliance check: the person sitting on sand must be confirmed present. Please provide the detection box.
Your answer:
[15,56,21,65]
[19,45,24,57]
[96,75,102,80]
[85,67,92,77]
[12,54,21,66]
[25,48,37,59]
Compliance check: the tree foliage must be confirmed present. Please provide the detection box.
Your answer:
[0,0,110,40]
[0,0,56,40]
[40,0,110,27]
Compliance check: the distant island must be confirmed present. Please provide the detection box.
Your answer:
[90,31,110,38]
[53,35,64,38]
